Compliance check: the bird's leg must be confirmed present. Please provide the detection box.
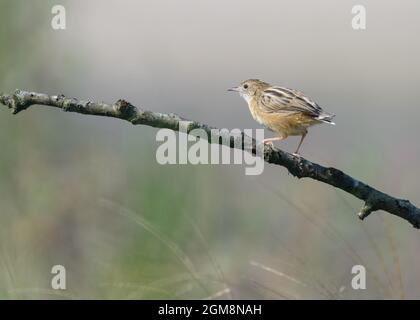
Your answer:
[261,136,284,146]
[293,132,307,156]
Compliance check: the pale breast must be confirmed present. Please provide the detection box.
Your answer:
[248,99,265,125]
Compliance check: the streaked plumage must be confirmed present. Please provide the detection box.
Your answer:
[228,79,335,155]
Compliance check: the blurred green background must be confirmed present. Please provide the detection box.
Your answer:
[0,0,419,299]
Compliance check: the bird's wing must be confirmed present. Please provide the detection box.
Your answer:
[259,86,323,117]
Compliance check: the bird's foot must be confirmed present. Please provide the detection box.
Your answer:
[261,139,274,147]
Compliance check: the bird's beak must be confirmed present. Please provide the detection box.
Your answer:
[228,86,239,92]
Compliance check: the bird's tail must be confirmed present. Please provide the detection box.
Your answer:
[316,112,335,125]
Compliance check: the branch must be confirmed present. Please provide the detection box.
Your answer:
[1,89,419,229]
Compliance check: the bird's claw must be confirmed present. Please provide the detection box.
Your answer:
[261,140,274,147]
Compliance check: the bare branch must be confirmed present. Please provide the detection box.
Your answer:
[1,89,419,228]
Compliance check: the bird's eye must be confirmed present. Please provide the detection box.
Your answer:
[243,84,248,89]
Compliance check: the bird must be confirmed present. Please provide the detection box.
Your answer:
[228,79,335,155]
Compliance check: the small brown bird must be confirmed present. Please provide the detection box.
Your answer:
[229,79,335,155]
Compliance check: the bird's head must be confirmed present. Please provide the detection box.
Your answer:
[228,79,270,103]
